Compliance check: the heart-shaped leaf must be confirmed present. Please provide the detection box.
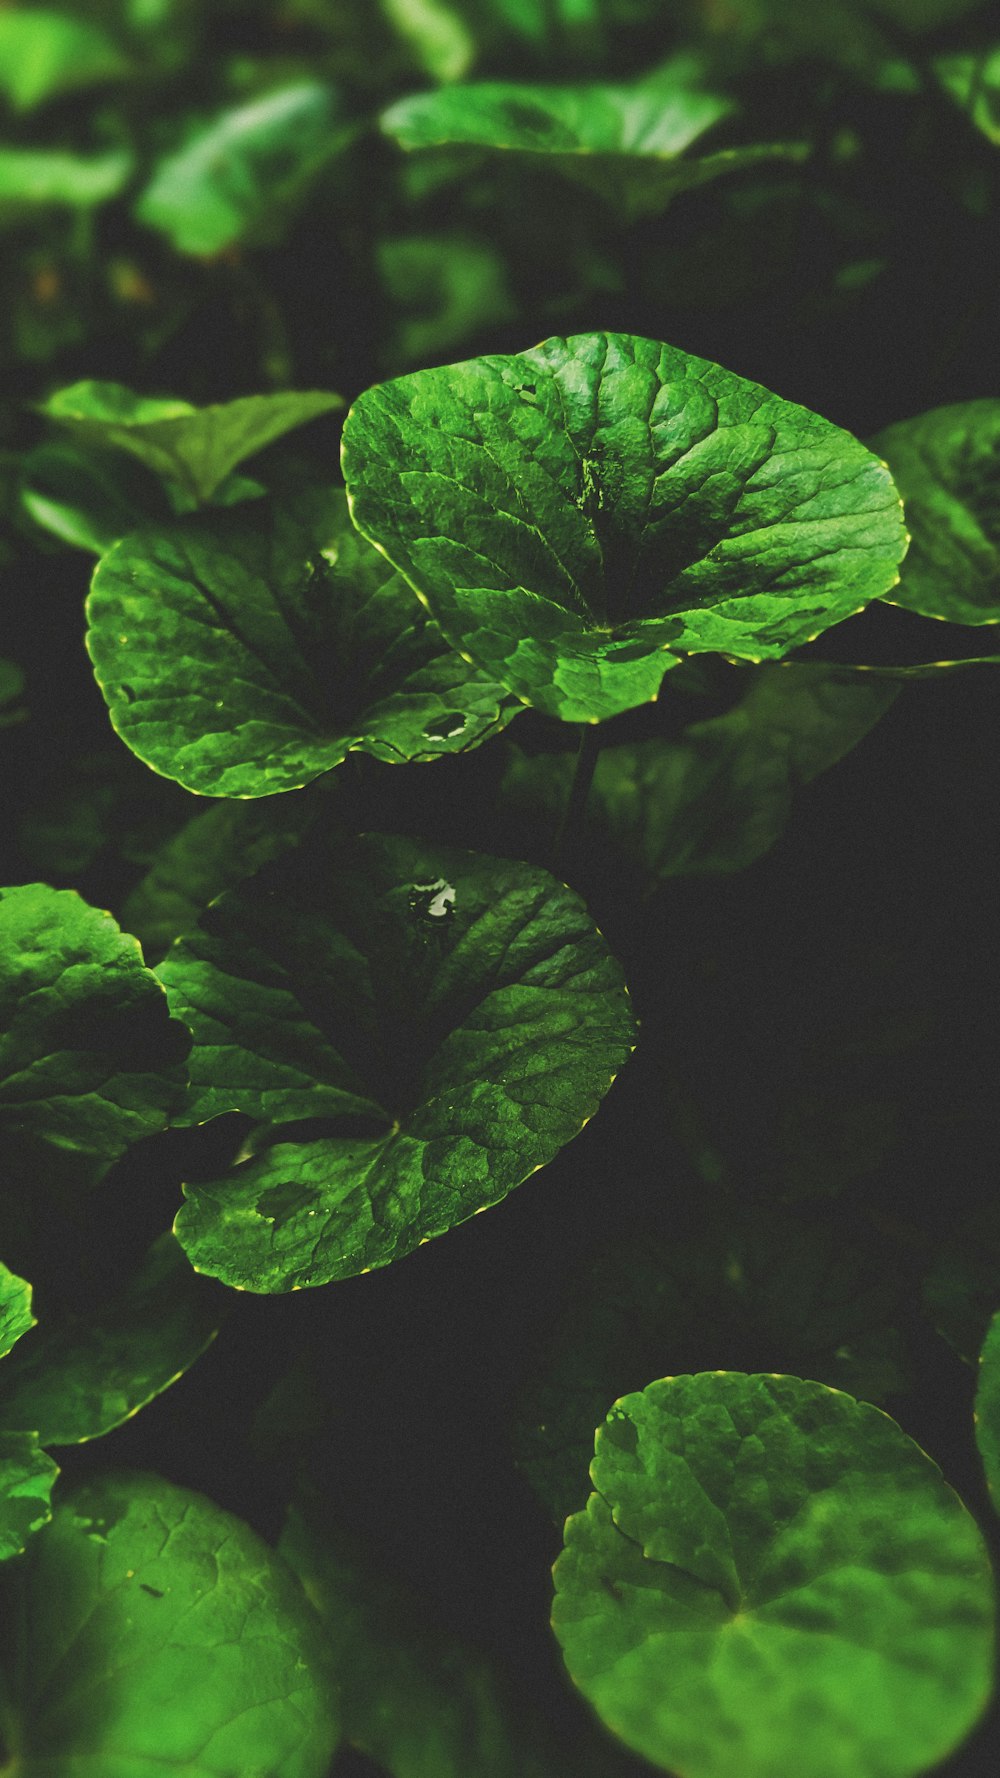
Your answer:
[872,402,1000,625]
[0,1471,339,1775]
[342,332,907,722]
[975,1310,1000,1513]
[552,1372,996,1778]
[87,488,518,797]
[157,833,636,1291]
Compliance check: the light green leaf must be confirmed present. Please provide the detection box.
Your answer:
[552,1372,996,1778]
[501,662,899,883]
[0,1235,223,1446]
[935,49,1000,147]
[379,60,803,220]
[342,332,907,722]
[0,1433,58,1564]
[975,1310,1000,1513]
[0,884,190,1187]
[0,10,127,113]
[0,1265,34,1363]
[0,146,132,215]
[41,380,343,505]
[380,0,476,81]
[0,1471,339,1774]
[134,81,344,256]
[873,402,1000,625]
[87,488,518,798]
[158,832,636,1291]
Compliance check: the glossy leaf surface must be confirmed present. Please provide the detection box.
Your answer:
[42,381,343,505]
[342,332,907,721]
[0,1236,223,1446]
[0,1264,34,1363]
[873,402,1000,624]
[158,833,636,1290]
[0,1471,339,1775]
[553,1372,996,1778]
[0,885,189,1186]
[87,489,517,797]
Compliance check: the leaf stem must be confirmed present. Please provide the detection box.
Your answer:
[551,723,601,877]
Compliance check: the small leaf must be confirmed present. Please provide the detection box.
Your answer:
[0,1471,340,1774]
[552,1372,996,1778]
[873,402,1000,625]
[0,1264,35,1363]
[380,0,476,82]
[19,439,167,555]
[134,81,345,257]
[975,1310,1000,1512]
[0,659,26,729]
[0,146,132,216]
[0,884,190,1188]
[41,380,343,505]
[342,331,908,722]
[0,10,127,113]
[87,488,518,798]
[935,48,1000,148]
[0,1433,58,1564]
[157,832,636,1291]
[0,1235,223,1446]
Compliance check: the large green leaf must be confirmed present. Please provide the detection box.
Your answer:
[975,1310,1000,1513]
[0,884,190,1187]
[0,1433,58,1565]
[380,61,802,220]
[342,332,907,722]
[134,81,345,257]
[552,1372,996,1778]
[157,833,636,1291]
[42,381,343,506]
[0,10,127,113]
[872,402,1000,625]
[500,662,900,884]
[87,489,518,798]
[0,1235,223,1446]
[0,1471,339,1775]
[0,1264,34,1363]
[0,147,132,217]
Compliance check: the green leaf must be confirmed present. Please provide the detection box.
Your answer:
[0,659,26,730]
[975,1311,1000,1513]
[379,60,803,220]
[0,884,190,1188]
[935,49,1000,147]
[378,233,516,371]
[157,833,636,1291]
[501,662,900,884]
[134,81,345,257]
[20,439,167,555]
[0,1433,58,1565]
[0,1471,339,1774]
[0,146,132,216]
[41,380,344,505]
[872,402,1000,625]
[87,488,518,798]
[0,1264,34,1363]
[342,332,907,722]
[0,1235,223,1446]
[552,1372,997,1778]
[0,10,127,113]
[380,0,476,82]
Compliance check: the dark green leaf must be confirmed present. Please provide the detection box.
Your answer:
[0,1433,58,1565]
[87,489,518,797]
[552,1372,996,1778]
[134,82,346,257]
[19,440,167,555]
[0,10,127,113]
[0,1264,34,1363]
[0,884,190,1188]
[342,332,907,722]
[378,233,516,371]
[0,1235,223,1446]
[976,1310,1000,1513]
[157,833,636,1291]
[42,380,344,505]
[0,659,26,729]
[0,1471,340,1774]
[873,402,1000,625]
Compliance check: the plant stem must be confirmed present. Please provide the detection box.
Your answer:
[551,723,601,877]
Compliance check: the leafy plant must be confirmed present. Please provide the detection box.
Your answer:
[2,4,1000,1775]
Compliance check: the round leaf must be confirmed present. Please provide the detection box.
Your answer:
[342,331,907,722]
[86,489,518,797]
[0,1470,339,1775]
[0,1433,58,1564]
[872,402,1000,625]
[552,1372,996,1778]
[158,833,636,1290]
[0,885,189,1186]
[976,1310,1000,1513]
